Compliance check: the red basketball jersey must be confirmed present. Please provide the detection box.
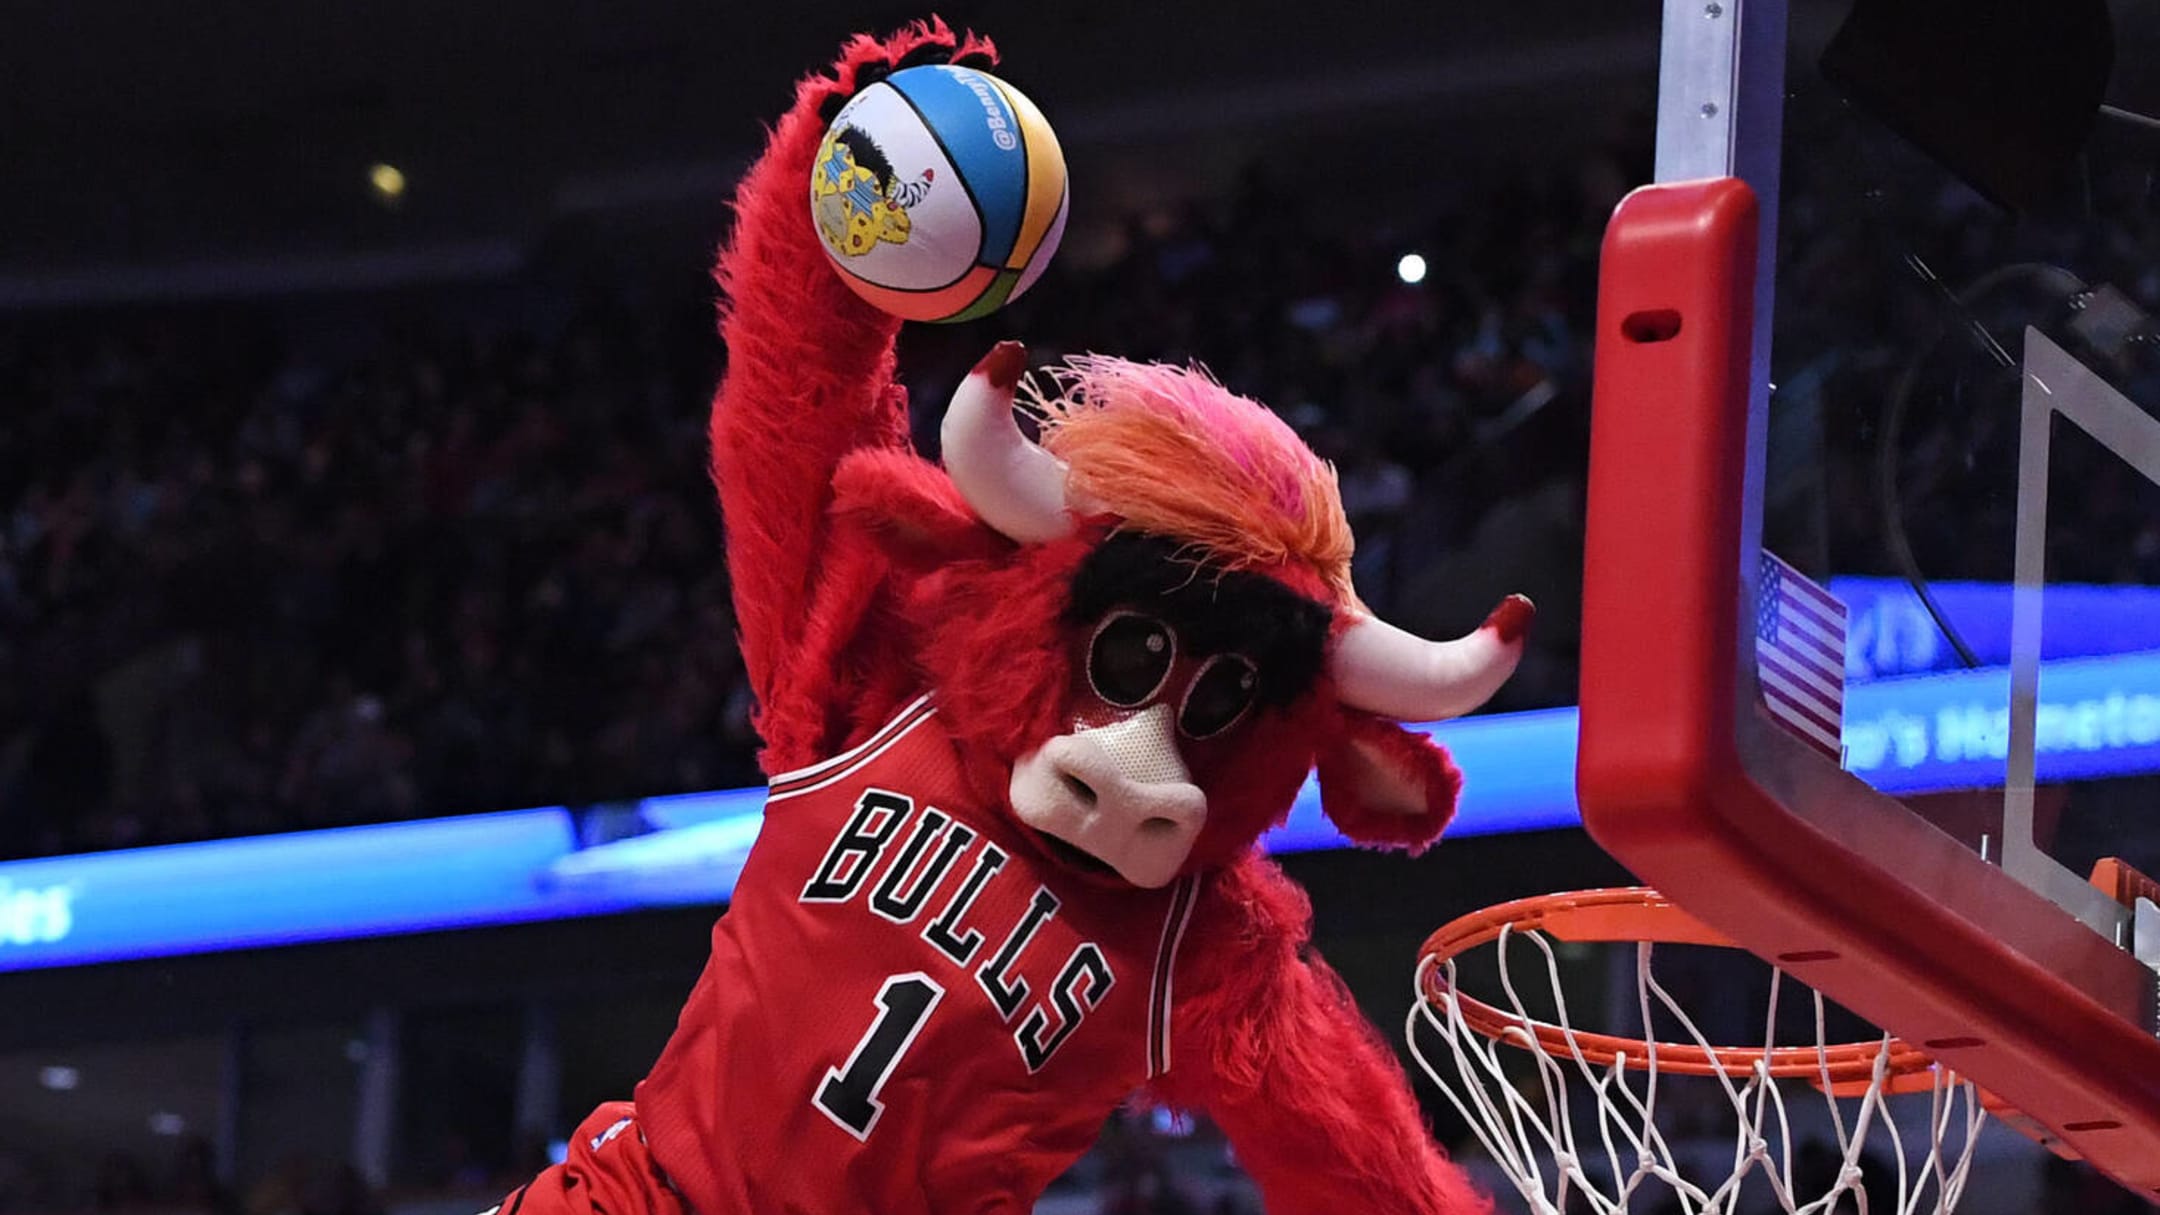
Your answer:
[634,696,1204,1214]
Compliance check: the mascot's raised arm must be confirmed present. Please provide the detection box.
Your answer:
[493,22,1531,1215]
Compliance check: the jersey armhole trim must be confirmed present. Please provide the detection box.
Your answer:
[767,696,937,804]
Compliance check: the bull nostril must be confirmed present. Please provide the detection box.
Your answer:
[1140,816,1185,836]
[1061,773,1097,805]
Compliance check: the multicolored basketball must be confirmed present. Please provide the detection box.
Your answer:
[810,64,1068,323]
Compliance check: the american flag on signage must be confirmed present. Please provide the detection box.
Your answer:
[1756,551,1847,760]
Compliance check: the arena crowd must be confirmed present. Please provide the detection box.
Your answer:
[5,138,2159,867]
[0,152,1620,858]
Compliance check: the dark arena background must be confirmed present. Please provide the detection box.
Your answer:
[6,2,2160,1213]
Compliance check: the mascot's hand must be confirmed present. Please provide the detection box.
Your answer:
[710,19,1002,768]
[728,19,1001,316]
[811,21,1000,126]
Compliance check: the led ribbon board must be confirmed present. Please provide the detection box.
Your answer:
[2,648,2157,972]
[1833,577,2160,679]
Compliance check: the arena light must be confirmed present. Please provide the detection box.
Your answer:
[1396,253,1428,284]
[368,162,407,202]
[38,1066,78,1091]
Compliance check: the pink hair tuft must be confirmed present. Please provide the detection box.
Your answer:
[1025,355,1355,601]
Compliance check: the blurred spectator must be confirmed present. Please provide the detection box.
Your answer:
[297,1166,380,1215]
[6,129,2157,859]
[165,1138,233,1215]
[0,155,1612,857]
[89,1154,151,1212]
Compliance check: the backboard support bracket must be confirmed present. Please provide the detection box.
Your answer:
[1656,0,1786,694]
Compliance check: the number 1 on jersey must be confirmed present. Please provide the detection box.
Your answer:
[815,973,944,1140]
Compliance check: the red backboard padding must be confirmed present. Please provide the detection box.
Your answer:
[1579,178,2160,1196]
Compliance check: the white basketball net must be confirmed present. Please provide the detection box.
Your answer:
[1406,924,1987,1215]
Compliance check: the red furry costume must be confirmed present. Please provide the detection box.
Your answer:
[493,23,1530,1215]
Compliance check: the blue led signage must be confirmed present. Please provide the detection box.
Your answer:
[4,648,2156,972]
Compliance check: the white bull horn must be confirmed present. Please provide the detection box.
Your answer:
[940,341,1076,544]
[1330,595,1535,721]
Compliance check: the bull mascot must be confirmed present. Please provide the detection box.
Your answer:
[495,22,1530,1215]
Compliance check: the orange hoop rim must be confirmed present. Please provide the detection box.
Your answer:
[1418,887,1940,1088]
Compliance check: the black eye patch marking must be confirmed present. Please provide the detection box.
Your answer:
[1066,533,1331,710]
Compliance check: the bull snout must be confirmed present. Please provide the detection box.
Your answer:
[1009,705,1208,889]
[1052,711,1208,840]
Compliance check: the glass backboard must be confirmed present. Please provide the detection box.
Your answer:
[1770,0,2160,931]
[1578,0,2160,1197]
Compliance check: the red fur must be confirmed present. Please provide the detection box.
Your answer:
[707,25,1483,1212]
[1314,707,1465,854]
[1153,859,1492,1215]
[831,448,1007,570]
[901,535,1335,873]
[708,21,995,772]
[902,535,1096,810]
[1181,700,1329,869]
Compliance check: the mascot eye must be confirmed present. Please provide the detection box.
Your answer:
[1087,611,1176,707]
[1180,654,1259,739]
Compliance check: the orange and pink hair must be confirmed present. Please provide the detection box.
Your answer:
[1026,355,1357,605]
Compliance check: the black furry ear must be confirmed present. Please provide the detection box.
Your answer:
[814,26,997,123]
[893,42,955,71]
